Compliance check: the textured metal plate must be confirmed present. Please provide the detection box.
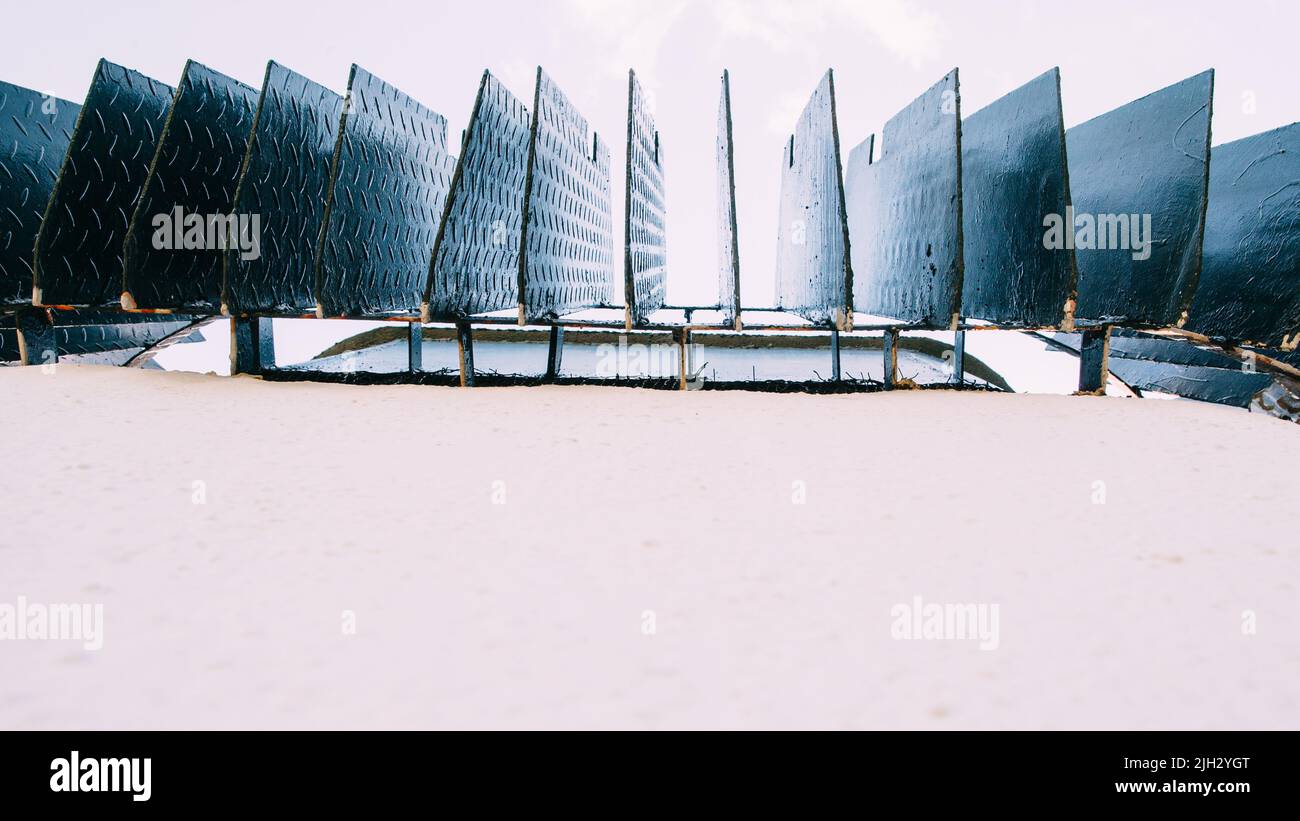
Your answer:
[1065,70,1213,327]
[1185,122,1300,348]
[1,311,194,361]
[961,68,1075,328]
[223,62,343,315]
[33,60,172,307]
[716,70,741,329]
[847,69,961,329]
[624,70,666,326]
[774,70,851,328]
[0,81,80,306]
[424,71,531,320]
[518,68,615,322]
[1050,330,1272,406]
[316,65,455,317]
[121,61,259,311]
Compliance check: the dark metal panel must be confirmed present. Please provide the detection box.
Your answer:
[774,70,851,328]
[423,71,531,321]
[1,310,193,361]
[517,68,615,323]
[624,69,666,326]
[1109,359,1272,407]
[1065,70,1213,327]
[223,62,343,315]
[961,68,1075,328]
[847,69,962,329]
[316,65,455,318]
[716,70,741,329]
[121,61,259,311]
[1108,329,1243,369]
[0,81,80,306]
[33,60,173,308]
[1185,122,1300,348]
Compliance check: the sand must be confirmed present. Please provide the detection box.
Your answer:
[1,364,1297,729]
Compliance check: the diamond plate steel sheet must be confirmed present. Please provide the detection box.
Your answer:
[223,62,343,315]
[1065,70,1213,327]
[716,70,741,329]
[774,70,851,328]
[316,65,455,318]
[1185,122,1300,349]
[32,60,173,308]
[121,61,259,311]
[1,311,194,361]
[423,71,531,321]
[624,69,666,326]
[518,68,615,323]
[847,69,961,329]
[0,81,80,307]
[961,68,1076,328]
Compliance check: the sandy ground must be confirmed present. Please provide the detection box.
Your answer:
[1,364,1298,730]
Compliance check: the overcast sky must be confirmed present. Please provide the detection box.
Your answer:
[7,0,1297,308]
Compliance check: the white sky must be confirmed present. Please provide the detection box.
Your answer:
[6,0,1297,309]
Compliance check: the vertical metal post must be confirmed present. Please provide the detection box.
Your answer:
[456,320,475,387]
[408,322,423,374]
[257,317,275,373]
[15,308,57,367]
[1078,326,1111,394]
[951,330,966,385]
[545,325,564,381]
[883,328,899,390]
[830,327,841,382]
[230,316,262,375]
[675,328,691,391]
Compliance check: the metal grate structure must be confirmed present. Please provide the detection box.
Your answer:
[423,71,531,322]
[1065,70,1214,328]
[847,69,962,330]
[122,61,259,311]
[961,68,1076,329]
[316,65,455,318]
[223,61,343,315]
[33,60,173,308]
[0,81,80,307]
[623,69,666,326]
[774,70,851,329]
[517,68,615,323]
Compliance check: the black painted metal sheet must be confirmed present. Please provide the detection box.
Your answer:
[1,311,195,361]
[1049,330,1271,406]
[0,81,80,307]
[223,62,343,315]
[316,65,455,318]
[1185,122,1300,349]
[716,70,741,329]
[847,69,962,329]
[121,61,259,311]
[774,70,851,328]
[518,68,615,323]
[624,70,666,326]
[1108,329,1243,369]
[32,60,172,308]
[423,71,531,321]
[961,68,1075,328]
[1065,70,1213,327]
